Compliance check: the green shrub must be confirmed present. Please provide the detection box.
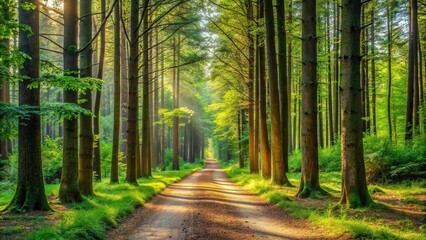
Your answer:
[364,135,426,183]
[42,137,63,184]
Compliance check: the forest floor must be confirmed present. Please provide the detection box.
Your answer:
[106,159,338,240]
[224,164,426,240]
[0,162,203,240]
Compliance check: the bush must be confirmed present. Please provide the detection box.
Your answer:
[289,142,341,173]
[364,135,426,183]
[42,137,63,184]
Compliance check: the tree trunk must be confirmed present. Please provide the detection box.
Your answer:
[406,0,418,141]
[111,0,121,183]
[333,0,340,144]
[246,0,257,173]
[60,0,82,203]
[276,0,289,173]
[254,24,260,174]
[93,0,106,181]
[257,0,271,178]
[125,0,140,184]
[160,46,165,170]
[371,7,377,135]
[327,0,334,146]
[264,0,290,186]
[238,110,244,168]
[172,34,180,170]
[121,23,129,161]
[387,1,392,140]
[1,47,9,166]
[339,0,373,208]
[79,0,94,195]
[142,0,151,177]
[154,28,160,167]
[7,0,50,211]
[287,0,293,152]
[297,0,327,198]
[318,96,324,148]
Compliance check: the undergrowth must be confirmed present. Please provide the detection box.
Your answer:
[222,163,425,240]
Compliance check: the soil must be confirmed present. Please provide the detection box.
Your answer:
[106,159,337,240]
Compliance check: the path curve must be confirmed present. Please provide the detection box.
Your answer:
[106,159,333,240]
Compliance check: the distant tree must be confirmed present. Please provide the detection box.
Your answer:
[172,33,181,170]
[93,0,106,181]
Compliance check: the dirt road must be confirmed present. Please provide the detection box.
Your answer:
[107,159,331,240]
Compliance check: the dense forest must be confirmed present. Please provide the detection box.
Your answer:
[0,0,425,239]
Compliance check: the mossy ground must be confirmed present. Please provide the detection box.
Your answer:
[223,163,426,240]
[0,160,203,240]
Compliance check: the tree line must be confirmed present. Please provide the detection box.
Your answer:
[0,0,209,211]
[208,0,425,208]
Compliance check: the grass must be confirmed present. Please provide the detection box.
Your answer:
[0,160,203,240]
[222,162,426,240]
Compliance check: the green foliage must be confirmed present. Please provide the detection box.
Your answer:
[0,101,94,140]
[289,142,341,173]
[40,102,95,121]
[401,196,420,204]
[364,135,426,183]
[3,137,62,184]
[289,135,426,184]
[0,102,26,139]
[369,185,386,195]
[29,73,103,91]
[158,107,194,127]
[42,137,63,184]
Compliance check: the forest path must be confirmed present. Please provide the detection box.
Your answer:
[106,159,332,240]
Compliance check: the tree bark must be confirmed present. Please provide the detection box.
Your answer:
[160,46,165,170]
[387,1,392,140]
[111,0,121,183]
[7,0,50,211]
[79,0,94,195]
[93,0,106,181]
[257,0,271,178]
[406,0,418,141]
[339,0,373,208]
[172,34,180,170]
[238,110,244,168]
[371,7,377,135]
[264,0,290,186]
[121,22,129,161]
[246,0,257,173]
[125,0,140,184]
[333,0,340,144]
[297,0,327,198]
[59,0,82,203]
[327,0,334,146]
[142,0,151,177]
[276,0,289,173]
